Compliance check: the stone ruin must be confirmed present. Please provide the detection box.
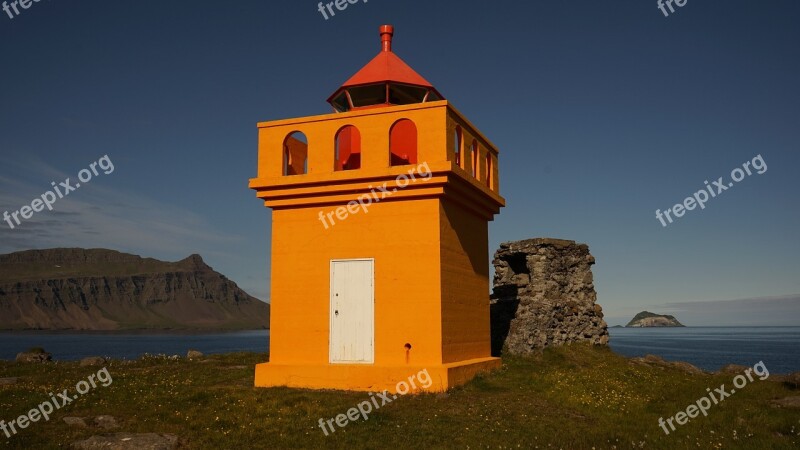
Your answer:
[490,238,609,355]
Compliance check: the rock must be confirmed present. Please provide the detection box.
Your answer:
[490,238,608,355]
[786,372,800,389]
[80,357,107,367]
[671,361,705,375]
[186,350,204,360]
[63,417,88,428]
[93,415,118,429]
[774,372,800,389]
[771,397,800,408]
[642,354,666,364]
[719,364,750,374]
[0,377,17,386]
[16,348,52,363]
[631,354,704,374]
[71,433,179,450]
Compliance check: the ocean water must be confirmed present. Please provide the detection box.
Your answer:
[0,330,269,361]
[608,327,800,374]
[1,328,798,375]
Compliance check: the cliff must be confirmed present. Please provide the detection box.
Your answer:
[0,249,269,331]
[626,311,684,327]
[490,238,608,355]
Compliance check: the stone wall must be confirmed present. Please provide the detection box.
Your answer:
[490,238,608,355]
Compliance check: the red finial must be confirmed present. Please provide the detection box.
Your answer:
[380,25,394,52]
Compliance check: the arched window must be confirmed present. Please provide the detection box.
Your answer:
[454,126,463,168]
[471,140,479,178]
[283,132,308,176]
[335,125,361,171]
[485,153,493,188]
[389,119,418,166]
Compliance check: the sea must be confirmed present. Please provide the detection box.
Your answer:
[0,330,270,361]
[608,327,800,374]
[1,327,798,374]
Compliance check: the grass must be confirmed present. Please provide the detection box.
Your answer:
[0,345,797,449]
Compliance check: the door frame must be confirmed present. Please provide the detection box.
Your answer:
[329,258,375,364]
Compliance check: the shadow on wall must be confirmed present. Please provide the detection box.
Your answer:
[490,249,528,356]
[489,299,519,356]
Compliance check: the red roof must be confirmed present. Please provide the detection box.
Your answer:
[327,25,443,104]
[339,49,435,89]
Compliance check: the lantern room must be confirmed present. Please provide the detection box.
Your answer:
[327,25,444,113]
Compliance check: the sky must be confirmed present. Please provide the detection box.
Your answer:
[1,0,798,326]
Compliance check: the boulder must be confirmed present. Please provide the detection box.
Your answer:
[93,415,119,429]
[785,372,800,389]
[16,348,52,363]
[718,364,750,374]
[63,417,88,428]
[490,238,609,355]
[774,371,800,389]
[71,433,178,450]
[80,357,107,367]
[771,397,800,408]
[186,350,204,360]
[631,354,704,375]
[671,361,705,375]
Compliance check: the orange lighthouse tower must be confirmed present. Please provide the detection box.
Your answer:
[250,25,505,392]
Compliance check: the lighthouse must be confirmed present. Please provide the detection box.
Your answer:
[250,25,505,392]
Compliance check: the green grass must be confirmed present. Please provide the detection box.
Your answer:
[0,345,797,449]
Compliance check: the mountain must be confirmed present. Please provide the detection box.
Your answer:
[0,248,269,331]
[625,311,685,328]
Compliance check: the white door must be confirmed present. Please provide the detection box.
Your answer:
[330,259,374,364]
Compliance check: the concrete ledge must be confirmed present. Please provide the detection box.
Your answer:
[255,357,500,393]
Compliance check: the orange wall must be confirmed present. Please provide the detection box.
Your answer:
[439,198,492,363]
[269,198,444,366]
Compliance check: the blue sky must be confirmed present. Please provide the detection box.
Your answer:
[1,0,798,326]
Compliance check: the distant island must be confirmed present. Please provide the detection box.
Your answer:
[626,311,685,327]
[0,248,269,331]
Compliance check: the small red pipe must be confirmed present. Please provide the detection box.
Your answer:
[380,25,394,52]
